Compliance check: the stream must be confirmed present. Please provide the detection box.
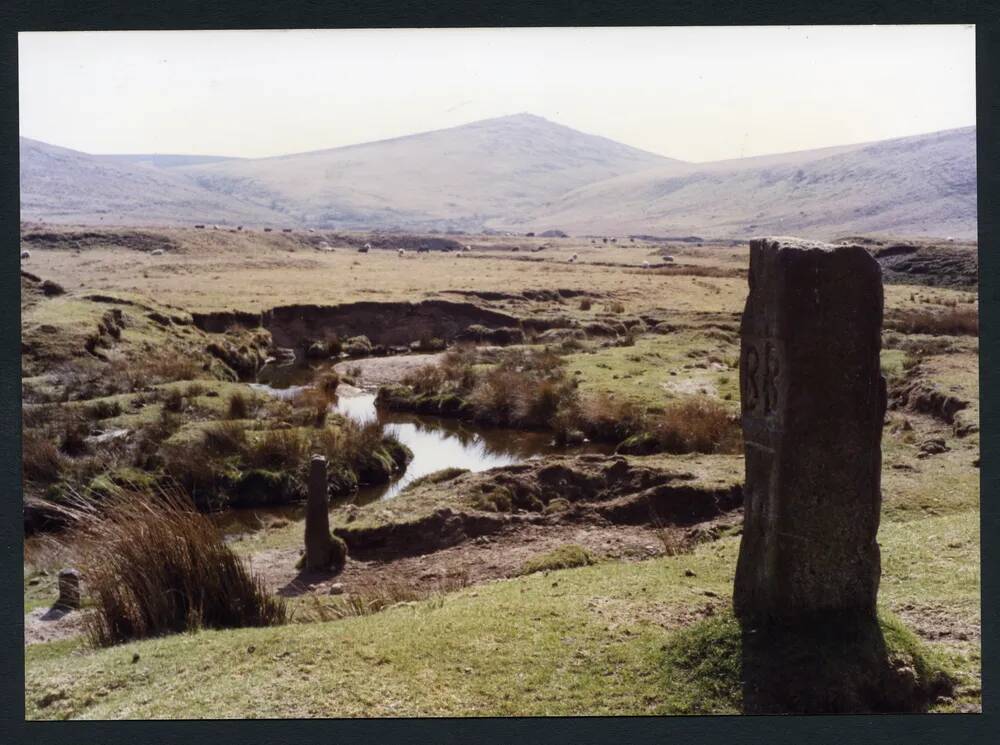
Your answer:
[214,355,608,535]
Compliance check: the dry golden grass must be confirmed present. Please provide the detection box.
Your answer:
[292,572,470,622]
[22,430,63,484]
[49,486,285,646]
[886,306,978,336]
[648,397,743,454]
[21,227,752,315]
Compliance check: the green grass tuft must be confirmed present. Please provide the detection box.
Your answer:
[519,544,595,575]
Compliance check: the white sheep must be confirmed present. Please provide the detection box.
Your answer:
[364,243,372,251]
[642,260,650,269]
[463,245,472,252]
[398,249,406,257]
[20,250,30,259]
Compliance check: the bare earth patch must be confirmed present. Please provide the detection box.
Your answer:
[250,520,690,599]
[24,607,90,646]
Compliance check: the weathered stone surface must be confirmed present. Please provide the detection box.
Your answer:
[304,455,335,570]
[734,237,886,627]
[56,568,81,610]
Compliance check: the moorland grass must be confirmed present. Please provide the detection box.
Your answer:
[23,510,980,719]
[48,486,285,647]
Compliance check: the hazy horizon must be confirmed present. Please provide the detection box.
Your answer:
[19,111,977,166]
[19,26,975,162]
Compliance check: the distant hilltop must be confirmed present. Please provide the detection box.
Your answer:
[20,114,977,240]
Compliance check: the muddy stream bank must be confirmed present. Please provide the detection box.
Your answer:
[216,353,610,537]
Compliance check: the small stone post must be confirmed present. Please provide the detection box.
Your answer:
[304,454,334,570]
[734,237,886,627]
[56,568,81,610]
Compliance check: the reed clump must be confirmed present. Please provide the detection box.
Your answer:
[52,485,286,646]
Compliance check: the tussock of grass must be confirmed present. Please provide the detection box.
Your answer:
[225,390,253,419]
[22,431,63,484]
[519,544,595,575]
[201,420,247,456]
[85,399,123,420]
[293,573,469,622]
[887,307,978,336]
[244,428,309,470]
[617,397,742,455]
[403,467,469,491]
[48,486,285,646]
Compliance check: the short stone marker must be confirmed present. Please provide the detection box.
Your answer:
[56,568,81,610]
[734,237,886,627]
[304,454,335,571]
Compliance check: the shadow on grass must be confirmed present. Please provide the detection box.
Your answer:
[277,566,341,598]
[663,610,954,714]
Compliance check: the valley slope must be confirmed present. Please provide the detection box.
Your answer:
[20,116,976,239]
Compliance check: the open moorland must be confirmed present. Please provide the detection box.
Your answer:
[21,224,980,717]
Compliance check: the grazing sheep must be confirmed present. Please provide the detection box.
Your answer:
[20,250,30,259]
[212,225,220,230]
[642,260,650,269]
[194,224,206,229]
[308,228,315,233]
[264,228,273,232]
[237,226,243,231]
[569,253,578,263]
[662,255,674,263]
[463,245,472,252]
[358,244,370,254]
[398,249,406,257]
[282,228,292,233]
[151,249,164,256]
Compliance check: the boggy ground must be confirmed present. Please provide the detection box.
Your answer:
[20,225,980,717]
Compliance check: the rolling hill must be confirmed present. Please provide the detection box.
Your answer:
[19,115,977,238]
[176,113,676,231]
[509,126,977,240]
[19,137,282,226]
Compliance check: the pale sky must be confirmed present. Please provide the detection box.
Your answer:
[18,26,976,163]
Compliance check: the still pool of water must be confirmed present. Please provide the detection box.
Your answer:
[250,357,608,502]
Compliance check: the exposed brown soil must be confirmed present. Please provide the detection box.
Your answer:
[22,228,179,254]
[24,607,90,646]
[890,367,971,426]
[893,602,981,643]
[874,243,978,289]
[332,456,743,560]
[252,513,740,600]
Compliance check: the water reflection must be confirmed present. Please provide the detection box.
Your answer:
[252,357,609,505]
[337,392,575,501]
